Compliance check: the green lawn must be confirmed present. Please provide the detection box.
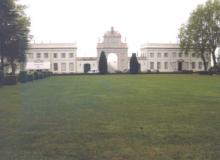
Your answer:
[0,75,220,160]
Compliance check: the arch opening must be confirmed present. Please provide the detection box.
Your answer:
[84,63,91,73]
[107,53,118,73]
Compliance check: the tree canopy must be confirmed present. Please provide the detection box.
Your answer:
[179,0,220,70]
[0,0,30,74]
[98,51,108,74]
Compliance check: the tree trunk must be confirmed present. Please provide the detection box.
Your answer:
[1,56,4,73]
[201,54,208,71]
[211,50,217,67]
[10,59,16,75]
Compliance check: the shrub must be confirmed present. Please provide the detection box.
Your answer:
[27,73,34,81]
[38,72,43,79]
[198,71,213,75]
[42,72,47,78]
[98,51,108,74]
[19,71,28,83]
[4,75,17,85]
[182,70,193,74]
[208,66,220,74]
[33,72,39,80]
[130,53,140,74]
[0,71,4,86]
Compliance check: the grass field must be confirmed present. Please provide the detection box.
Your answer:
[0,75,220,160]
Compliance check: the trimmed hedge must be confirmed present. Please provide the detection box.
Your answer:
[4,75,17,85]
[0,71,4,86]
[27,73,34,81]
[38,72,43,79]
[19,71,28,83]
[33,72,39,80]
[197,71,213,75]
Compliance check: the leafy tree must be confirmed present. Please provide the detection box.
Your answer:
[205,0,220,68]
[0,0,30,75]
[179,0,220,70]
[98,51,108,74]
[179,4,210,71]
[130,53,140,74]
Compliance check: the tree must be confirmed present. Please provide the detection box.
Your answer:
[179,0,220,70]
[98,51,108,74]
[130,53,140,74]
[205,0,220,68]
[0,0,30,75]
[217,54,220,66]
[179,4,210,71]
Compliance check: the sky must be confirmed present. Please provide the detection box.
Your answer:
[19,0,207,57]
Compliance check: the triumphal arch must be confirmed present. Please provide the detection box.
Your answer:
[97,27,128,72]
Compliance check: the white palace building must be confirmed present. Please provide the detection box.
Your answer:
[25,27,210,73]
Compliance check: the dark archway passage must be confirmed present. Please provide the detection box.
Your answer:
[84,63,91,73]
[178,62,183,71]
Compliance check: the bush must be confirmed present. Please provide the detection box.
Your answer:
[33,72,39,80]
[198,71,213,75]
[19,71,28,83]
[49,72,53,76]
[38,72,43,79]
[4,75,17,85]
[0,71,4,86]
[27,73,34,81]
[42,72,47,78]
[209,66,220,74]
[182,70,193,74]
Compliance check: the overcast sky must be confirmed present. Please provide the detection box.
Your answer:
[19,0,207,56]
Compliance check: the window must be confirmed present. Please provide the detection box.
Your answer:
[69,53,74,58]
[44,53,49,58]
[179,52,182,57]
[164,62,168,70]
[157,62,161,70]
[199,62,203,69]
[192,62,196,69]
[53,53,57,58]
[150,62,154,69]
[173,52,176,57]
[69,63,74,72]
[53,63,58,71]
[36,53,41,58]
[192,53,196,57]
[61,63,66,72]
[157,53,161,58]
[184,53,189,57]
[61,53,66,58]
[150,53,154,58]
[164,53,168,57]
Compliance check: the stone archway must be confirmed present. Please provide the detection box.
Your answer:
[97,27,128,72]
[107,53,118,73]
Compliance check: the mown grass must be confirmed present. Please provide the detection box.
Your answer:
[0,74,220,160]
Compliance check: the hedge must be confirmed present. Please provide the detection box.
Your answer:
[0,71,4,86]
[19,71,28,83]
[4,75,17,85]
[27,73,34,81]
[33,72,39,80]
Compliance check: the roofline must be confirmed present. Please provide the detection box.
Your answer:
[28,43,77,49]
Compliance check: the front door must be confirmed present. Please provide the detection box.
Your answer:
[178,62,182,71]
